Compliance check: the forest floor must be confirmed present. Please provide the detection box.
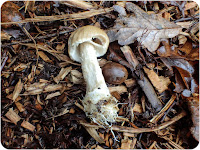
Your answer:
[1,1,199,149]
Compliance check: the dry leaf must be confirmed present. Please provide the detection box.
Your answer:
[1,31,11,40]
[79,120,105,144]
[184,2,198,11]
[1,1,24,28]
[121,137,133,149]
[143,67,171,93]
[132,103,143,113]
[107,2,182,52]
[24,0,36,12]
[38,51,53,63]
[187,96,199,141]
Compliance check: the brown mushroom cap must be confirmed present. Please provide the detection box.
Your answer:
[68,25,109,62]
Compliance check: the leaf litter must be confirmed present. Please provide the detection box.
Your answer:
[1,1,199,149]
[107,2,182,52]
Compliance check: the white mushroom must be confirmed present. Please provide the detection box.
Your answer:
[68,25,118,126]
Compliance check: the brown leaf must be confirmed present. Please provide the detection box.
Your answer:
[184,2,198,11]
[38,51,53,63]
[24,0,36,12]
[174,66,191,89]
[174,68,186,93]
[121,138,133,149]
[187,96,199,141]
[178,39,193,55]
[1,1,24,28]
[143,67,171,93]
[107,2,182,52]
[1,31,11,40]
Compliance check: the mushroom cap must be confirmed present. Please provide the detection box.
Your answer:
[68,25,109,62]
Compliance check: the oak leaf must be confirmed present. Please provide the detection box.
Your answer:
[107,2,182,52]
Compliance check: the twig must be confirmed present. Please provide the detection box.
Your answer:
[150,94,176,123]
[1,29,74,48]
[80,110,186,134]
[60,0,95,10]
[1,7,113,25]
[1,54,8,71]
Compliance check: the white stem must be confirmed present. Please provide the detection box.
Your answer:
[79,42,111,104]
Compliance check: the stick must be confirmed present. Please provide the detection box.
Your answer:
[1,8,113,25]
[80,110,186,134]
[120,46,162,111]
[2,29,74,48]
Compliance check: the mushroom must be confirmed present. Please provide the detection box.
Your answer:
[68,25,119,126]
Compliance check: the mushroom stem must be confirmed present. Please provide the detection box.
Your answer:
[78,42,118,125]
[79,42,110,103]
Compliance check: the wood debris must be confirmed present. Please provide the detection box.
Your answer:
[5,108,35,132]
[108,85,127,94]
[121,137,135,149]
[12,79,23,101]
[38,51,53,63]
[143,66,171,93]
[60,0,95,10]
[45,91,61,100]
[1,1,199,149]
[54,66,72,83]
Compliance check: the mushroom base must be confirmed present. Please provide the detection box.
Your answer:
[82,96,119,126]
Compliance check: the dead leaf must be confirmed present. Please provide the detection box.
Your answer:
[174,68,186,93]
[121,137,134,149]
[187,96,199,141]
[161,58,198,95]
[143,67,171,93]
[24,0,36,12]
[79,120,105,144]
[184,2,198,11]
[1,31,11,40]
[1,1,24,28]
[107,2,182,52]
[38,51,53,63]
